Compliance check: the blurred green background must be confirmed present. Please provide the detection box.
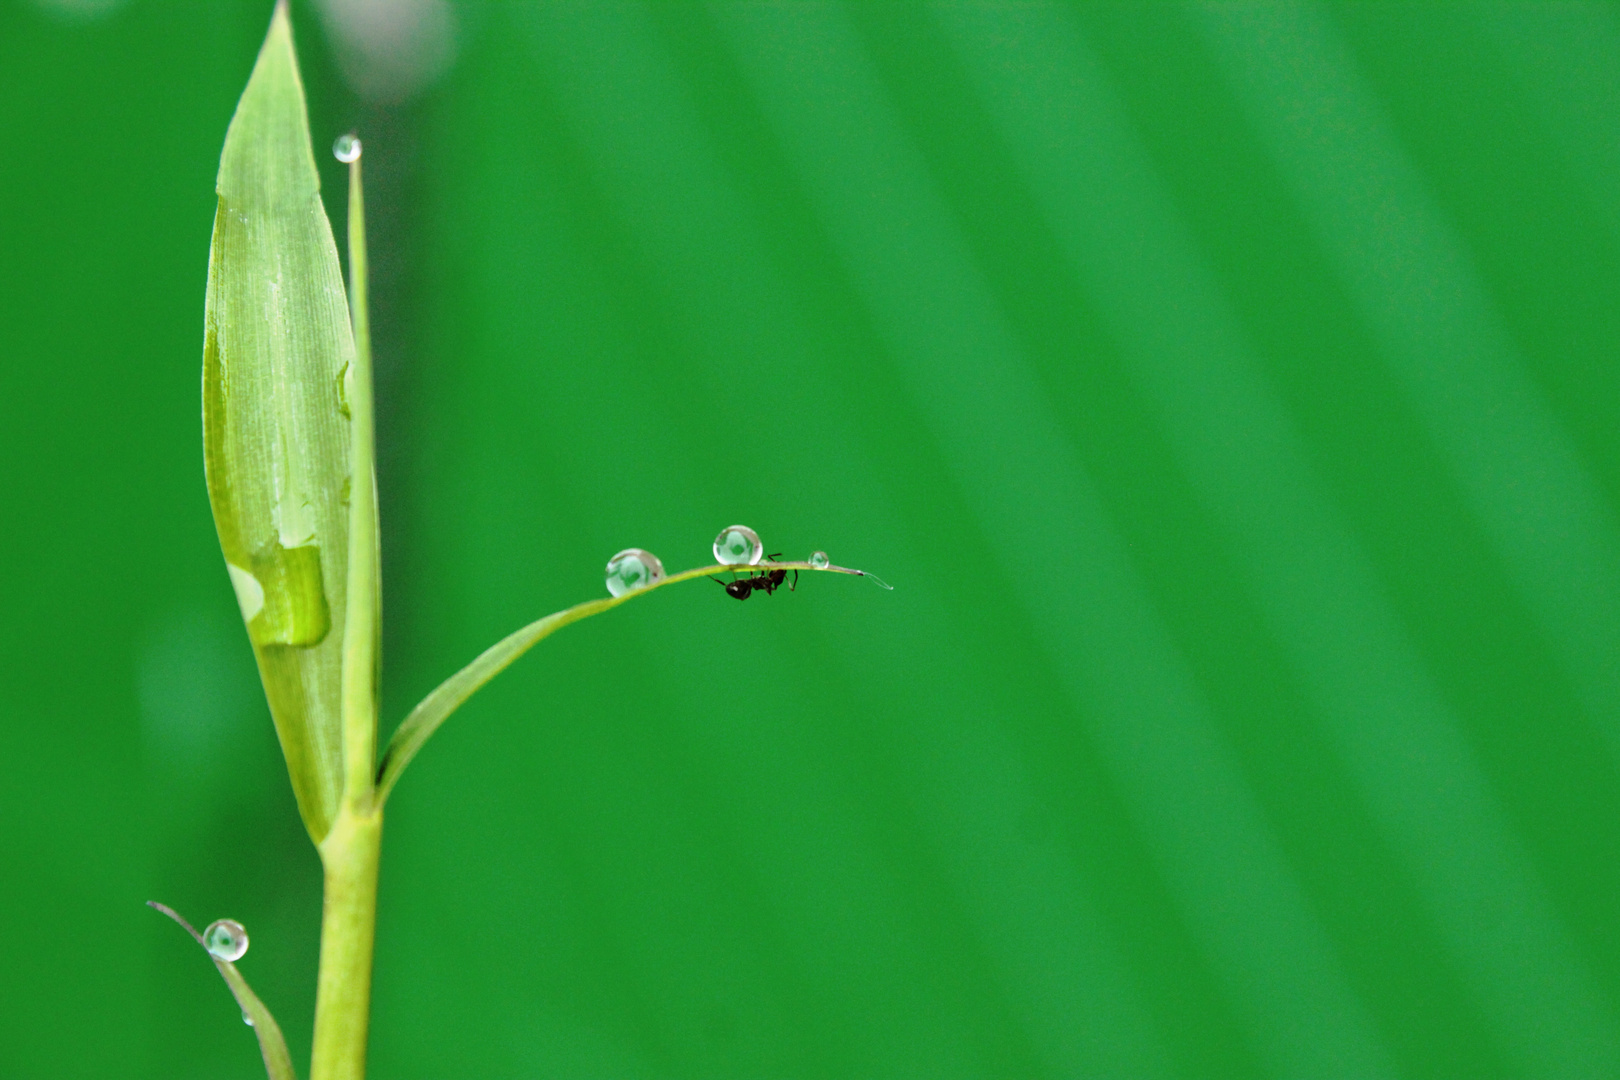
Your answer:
[4,1,1619,1077]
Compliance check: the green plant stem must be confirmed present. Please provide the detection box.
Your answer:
[311,143,382,1080]
[310,804,382,1080]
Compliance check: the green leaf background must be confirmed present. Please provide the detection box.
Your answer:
[3,3,1618,1078]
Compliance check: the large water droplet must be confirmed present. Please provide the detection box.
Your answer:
[203,919,249,962]
[333,134,362,163]
[809,551,830,570]
[605,549,665,597]
[242,542,331,648]
[714,525,764,566]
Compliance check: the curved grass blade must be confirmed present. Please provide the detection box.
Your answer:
[204,1,355,842]
[375,562,884,805]
[148,902,297,1080]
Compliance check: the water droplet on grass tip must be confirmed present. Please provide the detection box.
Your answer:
[714,525,763,566]
[203,919,249,962]
[333,134,362,163]
[605,549,665,597]
[809,551,830,569]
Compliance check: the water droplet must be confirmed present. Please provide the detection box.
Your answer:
[333,134,362,163]
[713,525,763,566]
[809,551,830,570]
[203,918,249,962]
[242,1011,255,1027]
[605,548,665,597]
[242,543,331,648]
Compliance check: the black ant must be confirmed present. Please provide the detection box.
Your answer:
[713,554,797,601]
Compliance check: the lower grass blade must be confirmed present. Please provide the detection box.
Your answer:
[148,902,297,1080]
[374,561,882,805]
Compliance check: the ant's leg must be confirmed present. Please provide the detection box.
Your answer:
[790,569,798,591]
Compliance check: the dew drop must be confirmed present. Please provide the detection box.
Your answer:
[333,134,362,163]
[713,525,764,566]
[605,548,666,597]
[809,551,830,570]
[203,918,249,962]
[243,1012,255,1027]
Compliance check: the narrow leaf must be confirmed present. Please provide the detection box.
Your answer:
[148,903,298,1080]
[204,2,354,842]
[375,562,882,804]
[339,140,381,804]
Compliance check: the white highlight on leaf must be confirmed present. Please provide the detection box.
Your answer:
[227,564,265,624]
[277,499,318,549]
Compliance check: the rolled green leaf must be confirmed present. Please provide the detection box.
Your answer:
[204,1,353,842]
